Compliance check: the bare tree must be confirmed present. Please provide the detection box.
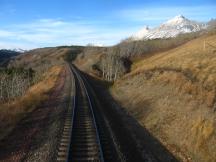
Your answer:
[100,47,125,81]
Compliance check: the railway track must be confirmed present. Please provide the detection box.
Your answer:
[69,65,104,161]
[56,64,120,162]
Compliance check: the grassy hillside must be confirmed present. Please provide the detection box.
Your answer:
[112,33,216,162]
[131,34,216,106]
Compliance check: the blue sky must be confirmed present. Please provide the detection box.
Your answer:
[0,0,215,49]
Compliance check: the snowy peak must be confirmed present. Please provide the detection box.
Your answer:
[159,15,203,32]
[164,15,187,25]
[131,15,207,40]
[175,15,185,19]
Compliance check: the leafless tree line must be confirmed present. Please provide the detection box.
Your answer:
[0,71,31,102]
[1,54,66,104]
[100,47,125,81]
[0,62,54,103]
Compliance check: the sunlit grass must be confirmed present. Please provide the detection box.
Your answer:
[127,34,216,107]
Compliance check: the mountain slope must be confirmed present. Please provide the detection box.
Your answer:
[132,15,207,40]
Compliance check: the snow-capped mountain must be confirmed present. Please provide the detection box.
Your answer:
[0,48,27,53]
[132,15,207,40]
[12,48,27,53]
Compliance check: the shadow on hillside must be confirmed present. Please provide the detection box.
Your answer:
[83,72,180,162]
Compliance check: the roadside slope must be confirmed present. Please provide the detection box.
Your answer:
[112,34,216,162]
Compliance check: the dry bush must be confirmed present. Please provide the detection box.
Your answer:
[0,68,34,102]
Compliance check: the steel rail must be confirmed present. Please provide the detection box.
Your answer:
[67,64,104,162]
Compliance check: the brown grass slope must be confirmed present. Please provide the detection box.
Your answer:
[112,34,216,162]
